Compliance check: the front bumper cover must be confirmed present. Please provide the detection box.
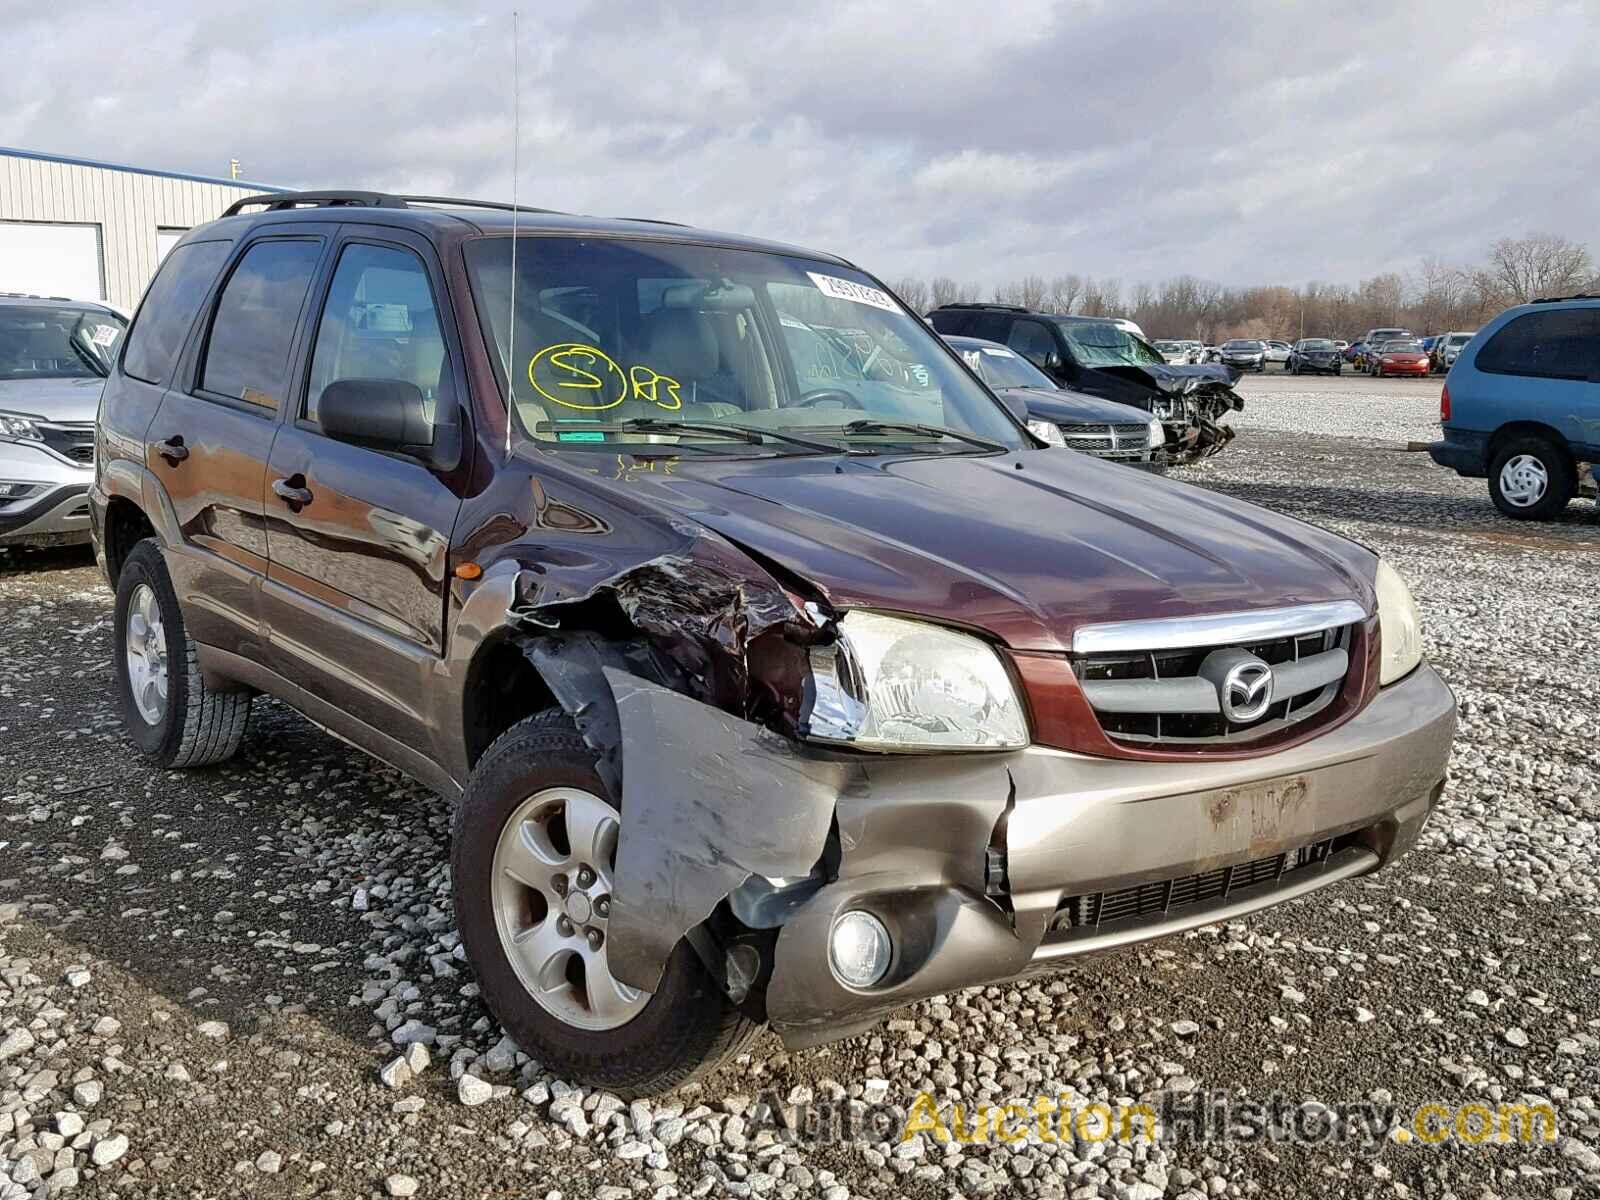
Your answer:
[599,662,1455,1049]
[1,438,93,546]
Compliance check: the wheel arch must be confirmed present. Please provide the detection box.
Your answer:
[1488,421,1576,468]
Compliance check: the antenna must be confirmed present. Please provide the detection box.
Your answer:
[505,9,521,457]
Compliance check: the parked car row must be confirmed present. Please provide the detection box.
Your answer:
[926,303,1243,461]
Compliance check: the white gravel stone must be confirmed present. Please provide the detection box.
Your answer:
[457,1073,493,1107]
[90,1133,129,1166]
[196,1020,229,1039]
[0,1027,37,1060]
[255,1150,283,1174]
[385,1174,419,1197]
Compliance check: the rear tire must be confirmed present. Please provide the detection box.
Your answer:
[1488,436,1574,521]
[114,540,251,768]
[452,710,761,1097]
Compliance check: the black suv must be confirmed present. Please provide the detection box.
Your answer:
[927,303,1244,460]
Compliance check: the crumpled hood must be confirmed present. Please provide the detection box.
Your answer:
[998,385,1154,427]
[609,448,1377,653]
[0,377,104,424]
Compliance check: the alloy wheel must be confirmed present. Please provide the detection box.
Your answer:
[490,786,648,1031]
[124,583,169,725]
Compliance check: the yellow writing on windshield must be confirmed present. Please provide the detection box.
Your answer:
[529,344,628,411]
[527,343,684,413]
[629,364,683,410]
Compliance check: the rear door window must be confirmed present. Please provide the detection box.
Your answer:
[200,238,324,410]
[122,240,231,384]
[1476,309,1600,381]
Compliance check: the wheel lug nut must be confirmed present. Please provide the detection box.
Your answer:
[556,916,574,936]
[586,929,603,951]
[551,874,568,896]
[576,865,596,889]
[594,895,610,918]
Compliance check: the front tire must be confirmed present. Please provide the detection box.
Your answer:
[114,540,251,768]
[1488,436,1574,521]
[452,710,761,1097]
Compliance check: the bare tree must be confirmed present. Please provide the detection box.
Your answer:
[1048,274,1084,313]
[892,276,930,314]
[930,276,963,307]
[1486,233,1593,304]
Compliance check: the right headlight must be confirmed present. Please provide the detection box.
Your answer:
[0,412,44,441]
[803,611,1028,751]
[1146,419,1164,448]
[1025,418,1066,447]
[1374,559,1423,685]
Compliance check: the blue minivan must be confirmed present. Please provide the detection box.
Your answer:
[1428,295,1600,520]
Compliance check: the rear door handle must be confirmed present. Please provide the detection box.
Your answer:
[271,476,313,507]
[157,436,189,464]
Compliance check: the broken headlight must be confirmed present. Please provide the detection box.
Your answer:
[804,611,1028,751]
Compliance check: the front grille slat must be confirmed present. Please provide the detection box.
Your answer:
[1050,837,1342,934]
[1072,614,1358,749]
[37,422,95,464]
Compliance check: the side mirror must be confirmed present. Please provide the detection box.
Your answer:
[1043,351,1064,375]
[997,392,1029,424]
[318,379,446,465]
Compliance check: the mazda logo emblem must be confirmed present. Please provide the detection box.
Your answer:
[1220,658,1274,723]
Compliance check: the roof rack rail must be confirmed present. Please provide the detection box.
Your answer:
[612,216,691,228]
[1532,291,1600,304]
[220,190,567,219]
[932,302,1029,312]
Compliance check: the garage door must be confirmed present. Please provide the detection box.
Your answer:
[0,221,105,301]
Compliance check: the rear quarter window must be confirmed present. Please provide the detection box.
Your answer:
[121,240,232,384]
[1475,309,1600,381]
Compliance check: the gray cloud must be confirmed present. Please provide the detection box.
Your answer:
[3,0,1596,292]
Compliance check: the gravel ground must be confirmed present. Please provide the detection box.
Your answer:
[2,380,1597,1200]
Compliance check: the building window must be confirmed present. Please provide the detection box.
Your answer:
[156,227,190,263]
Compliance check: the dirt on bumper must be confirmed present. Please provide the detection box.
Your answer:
[763,663,1455,1047]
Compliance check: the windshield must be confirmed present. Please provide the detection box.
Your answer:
[955,343,1056,390]
[1381,340,1423,352]
[1221,340,1261,351]
[1151,340,1182,352]
[1055,320,1165,368]
[1447,334,1472,346]
[0,305,126,380]
[464,237,1024,452]
[1297,339,1335,350]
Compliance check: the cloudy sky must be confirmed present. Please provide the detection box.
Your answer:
[4,0,1596,290]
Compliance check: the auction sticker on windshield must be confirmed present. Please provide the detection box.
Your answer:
[806,272,899,314]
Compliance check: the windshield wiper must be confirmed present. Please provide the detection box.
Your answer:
[537,417,866,455]
[833,419,1006,452]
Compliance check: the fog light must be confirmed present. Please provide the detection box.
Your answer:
[828,911,891,987]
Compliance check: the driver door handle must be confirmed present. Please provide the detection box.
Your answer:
[272,476,313,507]
[156,436,189,464]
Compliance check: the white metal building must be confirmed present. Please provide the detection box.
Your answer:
[0,148,283,312]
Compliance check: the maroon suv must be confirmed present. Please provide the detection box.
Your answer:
[89,191,1455,1096]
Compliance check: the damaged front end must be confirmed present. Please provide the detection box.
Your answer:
[1081,362,1245,463]
[499,533,1040,1044]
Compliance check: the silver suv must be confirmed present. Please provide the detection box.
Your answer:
[0,294,125,549]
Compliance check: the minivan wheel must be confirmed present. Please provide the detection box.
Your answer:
[114,540,252,767]
[452,710,761,1097]
[1488,437,1574,521]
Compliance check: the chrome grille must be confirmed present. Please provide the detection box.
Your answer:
[1071,602,1364,747]
[1058,422,1150,461]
